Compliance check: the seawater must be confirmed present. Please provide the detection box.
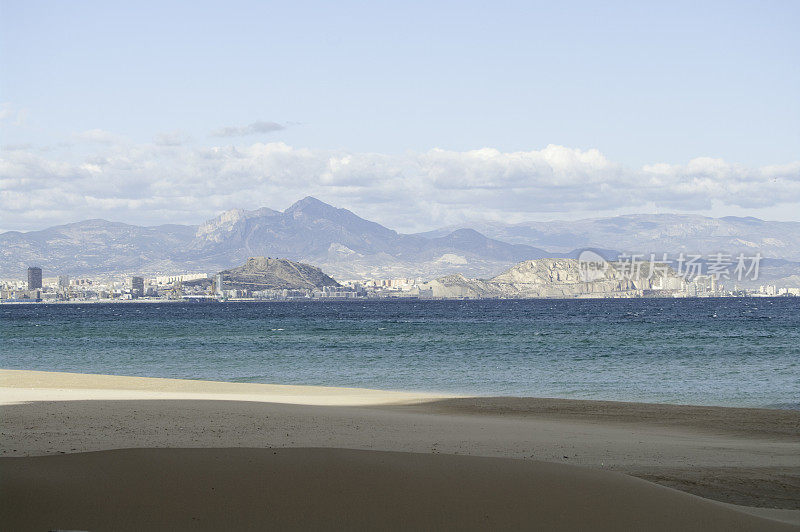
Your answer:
[1,298,798,408]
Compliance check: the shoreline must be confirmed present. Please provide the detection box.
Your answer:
[2,368,796,411]
[2,369,799,527]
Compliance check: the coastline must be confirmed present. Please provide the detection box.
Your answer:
[2,369,799,529]
[2,294,794,307]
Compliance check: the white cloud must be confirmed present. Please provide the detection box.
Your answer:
[211,121,286,137]
[0,139,798,232]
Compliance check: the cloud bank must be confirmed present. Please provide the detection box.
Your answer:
[1,138,799,232]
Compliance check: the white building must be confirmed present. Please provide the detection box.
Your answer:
[153,273,210,286]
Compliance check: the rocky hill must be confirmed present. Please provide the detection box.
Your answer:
[219,257,339,291]
[422,258,684,298]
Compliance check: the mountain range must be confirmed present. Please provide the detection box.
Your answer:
[2,197,799,285]
[419,215,800,262]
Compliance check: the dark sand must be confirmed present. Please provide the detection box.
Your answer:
[1,447,798,531]
[411,396,800,438]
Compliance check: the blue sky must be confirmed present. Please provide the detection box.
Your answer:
[1,0,799,231]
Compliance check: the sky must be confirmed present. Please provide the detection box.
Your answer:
[1,0,799,233]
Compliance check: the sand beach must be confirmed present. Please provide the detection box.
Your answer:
[1,369,798,530]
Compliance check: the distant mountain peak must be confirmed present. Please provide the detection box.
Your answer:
[444,228,488,240]
[284,197,356,224]
[291,195,327,207]
[195,206,280,240]
[285,196,334,214]
[195,209,246,240]
[280,197,399,241]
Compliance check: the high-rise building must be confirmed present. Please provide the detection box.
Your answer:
[131,276,145,297]
[58,275,70,289]
[27,267,42,290]
[215,273,224,296]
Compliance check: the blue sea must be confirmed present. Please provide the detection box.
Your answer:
[1,298,798,409]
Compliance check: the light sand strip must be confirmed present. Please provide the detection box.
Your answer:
[0,369,452,406]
